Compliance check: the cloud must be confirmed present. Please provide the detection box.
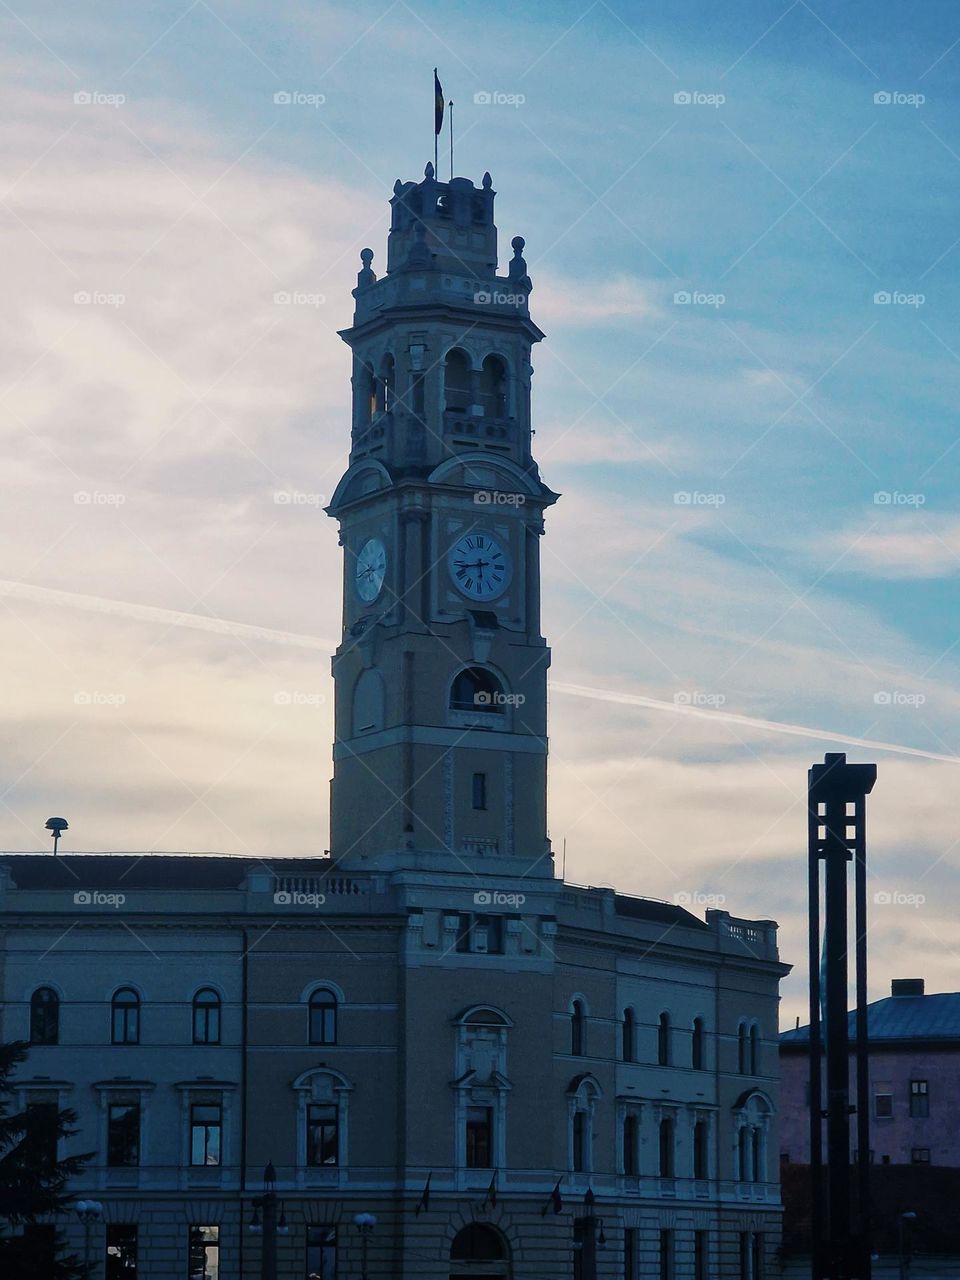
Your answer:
[836,515,960,579]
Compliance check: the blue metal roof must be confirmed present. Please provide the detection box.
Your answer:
[781,992,960,1046]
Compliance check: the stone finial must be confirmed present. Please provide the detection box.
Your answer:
[393,179,403,194]
[482,171,492,189]
[508,235,532,294]
[356,247,376,290]
[424,161,435,180]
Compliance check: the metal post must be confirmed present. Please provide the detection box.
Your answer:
[808,792,824,1279]
[83,1216,92,1277]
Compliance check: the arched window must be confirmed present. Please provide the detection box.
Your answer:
[30,987,59,1045]
[450,1223,507,1261]
[112,988,140,1045]
[659,1115,675,1177]
[738,1127,752,1181]
[692,1016,706,1070]
[450,666,505,714]
[694,1118,709,1178]
[358,363,376,427]
[444,348,471,413]
[568,1074,601,1174]
[192,988,221,1045]
[734,1091,773,1184]
[571,1000,586,1056]
[309,989,338,1045]
[658,1012,671,1066]
[750,1023,761,1075]
[622,1007,635,1062]
[738,1022,750,1074]
[377,354,395,415]
[477,354,507,418]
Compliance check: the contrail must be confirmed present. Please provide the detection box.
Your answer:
[3,579,955,764]
[0,579,333,650]
[551,681,960,765]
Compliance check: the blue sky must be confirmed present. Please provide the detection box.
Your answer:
[4,0,960,1022]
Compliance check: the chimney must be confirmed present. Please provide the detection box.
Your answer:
[891,978,925,997]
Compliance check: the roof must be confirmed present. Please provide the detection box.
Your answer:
[781,992,960,1047]
[0,853,330,891]
[614,893,709,931]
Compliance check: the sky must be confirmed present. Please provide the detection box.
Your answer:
[3,0,960,1026]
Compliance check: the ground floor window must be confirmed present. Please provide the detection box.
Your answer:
[106,1225,138,1278]
[695,1230,709,1280]
[739,1231,764,1280]
[659,1228,674,1280]
[306,1225,337,1278]
[188,1224,219,1279]
[624,1226,637,1279]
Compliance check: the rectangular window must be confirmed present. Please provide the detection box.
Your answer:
[107,1103,140,1168]
[25,1101,58,1167]
[624,1226,637,1280]
[694,1120,709,1179]
[875,1092,893,1119]
[622,1113,637,1175]
[466,1106,493,1169]
[307,1103,339,1166]
[572,1110,586,1172]
[910,1079,929,1118]
[911,1147,931,1164]
[695,1230,709,1280]
[306,1225,337,1278]
[106,1225,138,1278]
[659,1228,674,1280]
[455,913,503,955]
[190,1103,222,1167]
[472,772,487,809]
[188,1225,219,1280]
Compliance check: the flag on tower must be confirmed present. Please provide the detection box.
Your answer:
[434,69,445,135]
[541,1177,563,1215]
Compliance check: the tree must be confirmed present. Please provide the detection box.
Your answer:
[0,1040,92,1278]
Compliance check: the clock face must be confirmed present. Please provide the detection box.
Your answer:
[355,537,387,603]
[447,530,513,601]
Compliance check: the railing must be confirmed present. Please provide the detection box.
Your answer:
[461,838,499,857]
[275,876,369,896]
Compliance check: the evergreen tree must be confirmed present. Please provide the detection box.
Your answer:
[0,1040,92,1278]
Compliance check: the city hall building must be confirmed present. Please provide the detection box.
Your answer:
[1,162,789,1279]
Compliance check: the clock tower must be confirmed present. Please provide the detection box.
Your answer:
[327,162,558,878]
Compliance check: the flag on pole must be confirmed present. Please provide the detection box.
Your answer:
[485,1169,498,1209]
[541,1178,563,1216]
[416,1171,432,1215]
[434,69,445,136]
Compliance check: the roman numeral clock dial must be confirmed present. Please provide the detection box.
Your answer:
[355,536,387,603]
[447,531,513,601]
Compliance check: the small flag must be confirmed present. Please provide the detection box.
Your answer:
[434,69,445,136]
[416,1171,432,1215]
[541,1177,563,1216]
[485,1169,498,1209]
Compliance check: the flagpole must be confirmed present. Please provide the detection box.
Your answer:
[449,99,454,180]
[433,68,439,173]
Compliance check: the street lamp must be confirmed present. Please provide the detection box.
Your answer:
[898,1211,917,1280]
[353,1212,377,1280]
[248,1163,280,1280]
[74,1200,103,1278]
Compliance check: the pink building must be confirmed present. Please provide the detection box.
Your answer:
[779,979,960,1168]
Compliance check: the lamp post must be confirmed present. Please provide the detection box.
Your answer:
[248,1162,280,1280]
[898,1211,916,1280]
[74,1200,103,1277]
[353,1212,376,1280]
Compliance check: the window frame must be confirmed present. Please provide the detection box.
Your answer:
[465,1105,494,1169]
[30,987,60,1045]
[189,1102,222,1168]
[306,1102,339,1167]
[308,989,338,1046]
[658,1012,671,1066]
[111,988,140,1046]
[909,1079,929,1118]
[105,1224,138,1279]
[187,1224,219,1280]
[192,989,221,1046]
[107,1101,141,1168]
